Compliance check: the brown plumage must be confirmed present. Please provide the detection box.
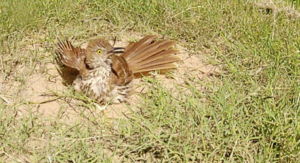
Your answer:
[55,35,181,104]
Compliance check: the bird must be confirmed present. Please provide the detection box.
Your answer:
[55,35,181,104]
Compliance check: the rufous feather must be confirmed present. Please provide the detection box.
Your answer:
[122,35,157,60]
[120,35,181,74]
[55,39,86,71]
[112,55,133,85]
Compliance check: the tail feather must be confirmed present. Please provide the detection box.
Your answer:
[121,35,181,74]
[140,56,181,68]
[132,63,179,73]
[136,49,179,66]
[131,56,180,72]
[124,42,135,53]
[122,35,157,60]
[129,40,176,64]
[126,40,166,62]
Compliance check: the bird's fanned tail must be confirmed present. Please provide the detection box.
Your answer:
[121,35,181,74]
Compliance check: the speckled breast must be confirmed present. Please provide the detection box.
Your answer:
[74,67,111,103]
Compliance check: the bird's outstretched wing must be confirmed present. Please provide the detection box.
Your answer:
[55,39,86,71]
[111,55,133,86]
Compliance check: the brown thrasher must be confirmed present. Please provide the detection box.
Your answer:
[55,35,181,104]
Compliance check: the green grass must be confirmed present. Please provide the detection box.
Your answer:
[289,0,300,8]
[1,0,300,162]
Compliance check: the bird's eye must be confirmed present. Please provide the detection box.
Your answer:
[97,49,103,55]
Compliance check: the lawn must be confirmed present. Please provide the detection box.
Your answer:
[0,0,300,162]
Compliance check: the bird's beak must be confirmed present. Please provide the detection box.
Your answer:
[112,47,125,53]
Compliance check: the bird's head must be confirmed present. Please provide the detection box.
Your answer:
[85,39,124,69]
